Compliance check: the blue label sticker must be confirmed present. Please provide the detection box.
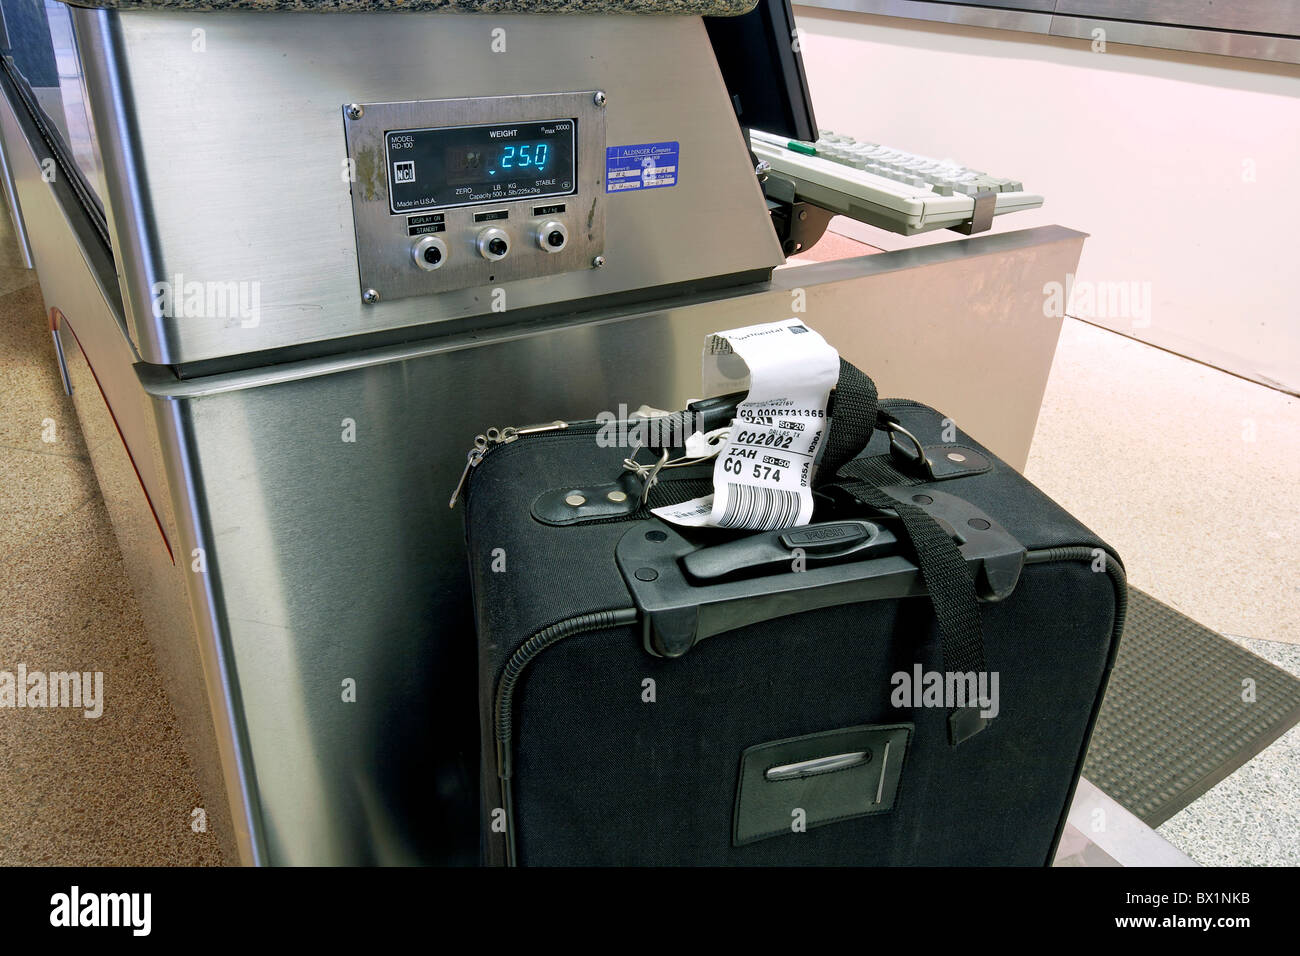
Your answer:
[606,142,680,193]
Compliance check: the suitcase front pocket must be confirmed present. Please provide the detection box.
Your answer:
[733,724,912,846]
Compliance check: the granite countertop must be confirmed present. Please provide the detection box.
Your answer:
[56,0,757,13]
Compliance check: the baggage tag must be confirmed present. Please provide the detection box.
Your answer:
[652,318,839,531]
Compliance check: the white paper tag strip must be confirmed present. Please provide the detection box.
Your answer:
[651,318,839,531]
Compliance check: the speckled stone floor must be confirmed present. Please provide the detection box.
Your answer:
[1155,637,1300,866]
[0,210,222,865]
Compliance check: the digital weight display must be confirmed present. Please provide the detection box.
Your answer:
[385,118,577,213]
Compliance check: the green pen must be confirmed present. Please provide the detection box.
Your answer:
[751,129,817,155]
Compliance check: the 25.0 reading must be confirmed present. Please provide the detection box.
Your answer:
[500,143,550,171]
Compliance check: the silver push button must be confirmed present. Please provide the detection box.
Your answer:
[411,235,448,271]
[535,220,568,253]
[476,226,510,261]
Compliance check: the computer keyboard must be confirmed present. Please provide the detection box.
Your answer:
[750,129,1044,236]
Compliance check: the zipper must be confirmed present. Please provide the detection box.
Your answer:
[448,400,938,510]
[494,607,639,865]
[448,420,570,508]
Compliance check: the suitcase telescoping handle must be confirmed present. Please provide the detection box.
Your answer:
[678,360,929,484]
[616,485,1024,660]
[683,360,927,482]
[676,360,880,480]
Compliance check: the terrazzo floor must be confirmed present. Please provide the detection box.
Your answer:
[0,211,222,865]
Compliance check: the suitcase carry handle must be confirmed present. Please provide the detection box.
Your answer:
[617,486,1023,659]
[680,519,903,582]
[618,483,1020,746]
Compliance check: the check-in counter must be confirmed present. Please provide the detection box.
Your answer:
[0,0,1083,864]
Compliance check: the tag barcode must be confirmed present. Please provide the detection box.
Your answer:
[717,483,800,530]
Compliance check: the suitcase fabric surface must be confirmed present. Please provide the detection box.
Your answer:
[461,362,1126,866]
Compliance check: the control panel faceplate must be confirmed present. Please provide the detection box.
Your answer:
[343,92,607,303]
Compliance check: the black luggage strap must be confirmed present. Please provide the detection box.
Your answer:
[818,358,880,482]
[819,362,992,744]
[833,467,992,746]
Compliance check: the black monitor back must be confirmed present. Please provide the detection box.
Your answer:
[704,0,819,143]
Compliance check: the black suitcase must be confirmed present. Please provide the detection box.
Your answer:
[459,360,1126,866]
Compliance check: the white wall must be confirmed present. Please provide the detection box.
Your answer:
[793,7,1300,393]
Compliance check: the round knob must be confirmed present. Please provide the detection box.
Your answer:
[476,227,510,261]
[535,220,568,254]
[411,235,448,272]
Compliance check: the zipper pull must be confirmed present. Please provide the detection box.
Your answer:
[447,421,568,509]
[449,437,488,509]
[511,420,569,437]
